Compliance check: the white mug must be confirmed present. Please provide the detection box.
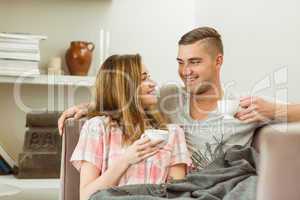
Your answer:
[217,99,239,119]
[142,129,169,147]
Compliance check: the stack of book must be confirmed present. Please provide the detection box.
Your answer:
[0,32,47,77]
[0,144,16,175]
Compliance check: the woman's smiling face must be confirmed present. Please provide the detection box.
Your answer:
[139,65,158,109]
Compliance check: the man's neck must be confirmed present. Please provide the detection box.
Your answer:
[189,86,223,121]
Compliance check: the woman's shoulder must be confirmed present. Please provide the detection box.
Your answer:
[81,116,110,136]
[85,115,108,126]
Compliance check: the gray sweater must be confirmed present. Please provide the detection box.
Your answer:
[158,84,259,169]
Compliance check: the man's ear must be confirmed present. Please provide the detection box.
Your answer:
[216,54,223,69]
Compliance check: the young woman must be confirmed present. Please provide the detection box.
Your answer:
[70,54,191,200]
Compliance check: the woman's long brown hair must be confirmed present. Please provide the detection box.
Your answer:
[88,54,167,145]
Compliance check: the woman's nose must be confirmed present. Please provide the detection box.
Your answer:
[147,79,156,88]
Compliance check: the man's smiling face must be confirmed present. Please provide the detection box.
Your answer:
[177,40,221,95]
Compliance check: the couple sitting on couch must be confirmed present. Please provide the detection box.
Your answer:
[59,27,300,200]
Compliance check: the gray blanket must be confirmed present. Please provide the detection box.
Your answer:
[90,146,258,200]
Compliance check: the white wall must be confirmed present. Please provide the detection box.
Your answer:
[195,0,300,102]
[0,0,195,160]
[106,0,196,84]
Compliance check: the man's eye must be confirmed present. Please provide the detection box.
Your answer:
[191,61,200,64]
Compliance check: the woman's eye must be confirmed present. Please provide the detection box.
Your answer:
[142,75,150,81]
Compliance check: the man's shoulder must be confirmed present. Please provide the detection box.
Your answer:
[159,83,185,99]
[157,83,186,122]
[158,83,185,107]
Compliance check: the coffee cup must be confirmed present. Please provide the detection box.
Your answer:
[142,129,169,147]
[217,99,239,119]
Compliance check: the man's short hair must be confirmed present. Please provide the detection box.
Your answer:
[179,27,224,56]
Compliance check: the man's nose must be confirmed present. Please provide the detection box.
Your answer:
[183,66,193,76]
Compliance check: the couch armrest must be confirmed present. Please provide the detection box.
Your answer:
[256,122,300,200]
[60,117,87,200]
[253,122,300,152]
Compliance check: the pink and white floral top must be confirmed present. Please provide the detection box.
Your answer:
[70,116,191,186]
